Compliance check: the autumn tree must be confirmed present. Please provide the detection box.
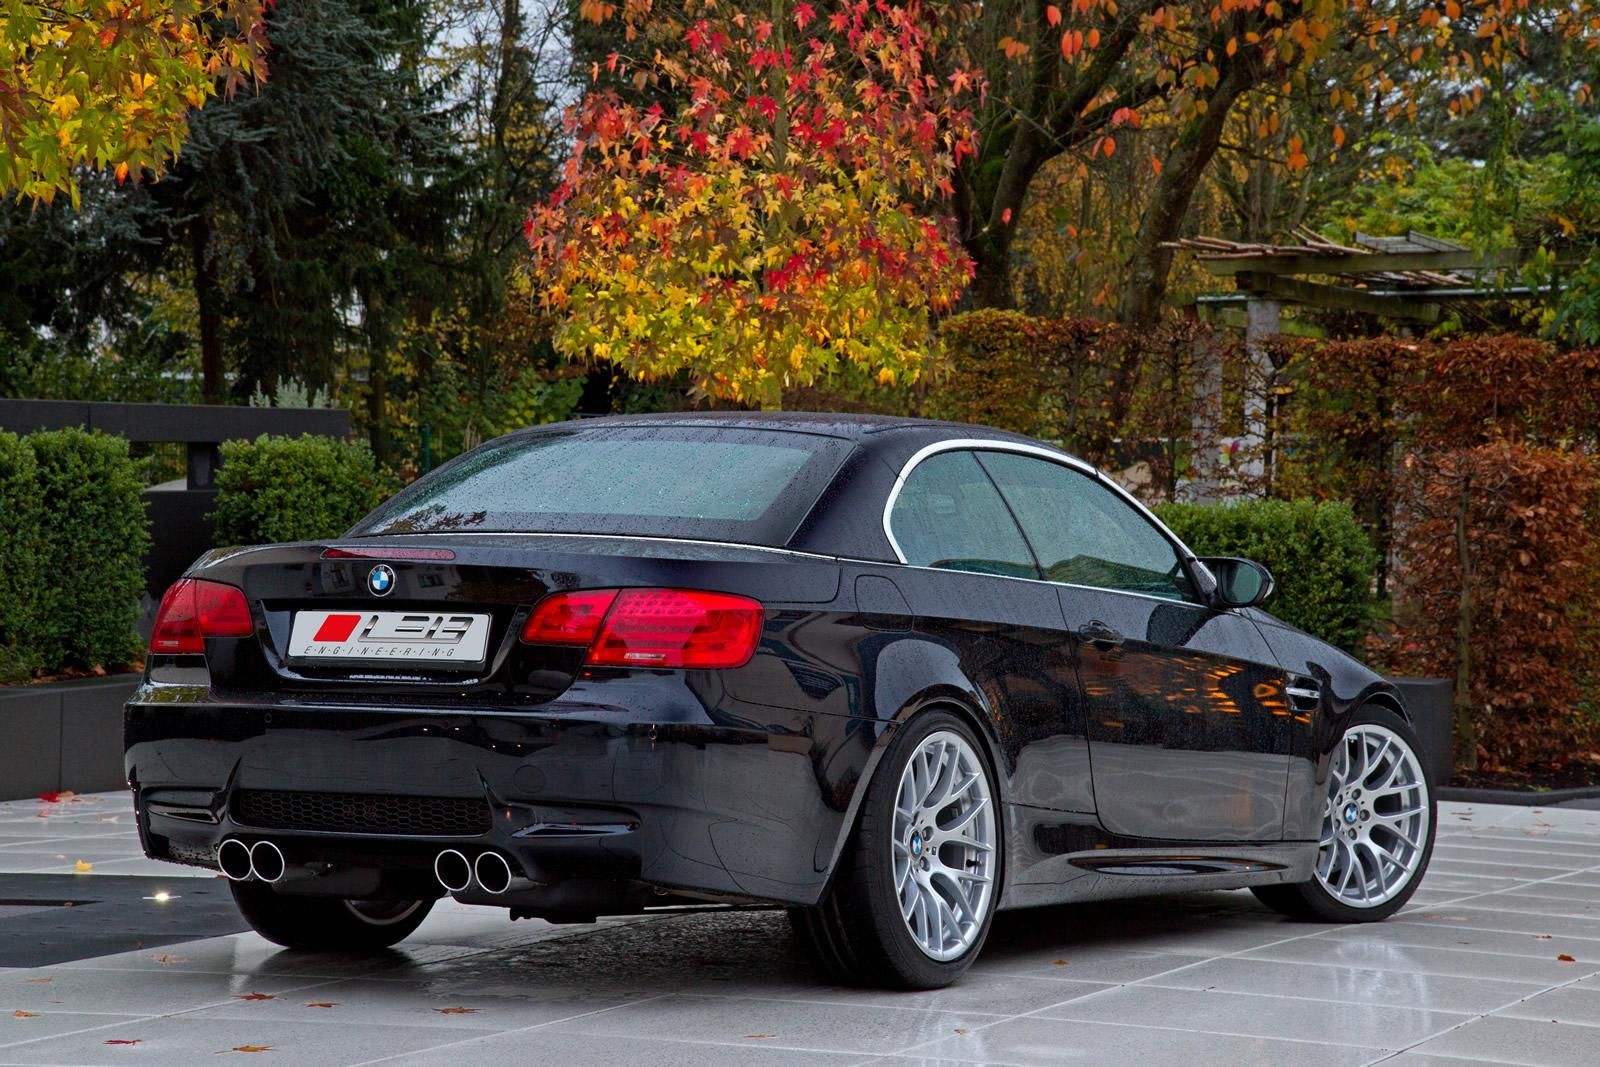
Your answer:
[526,0,979,405]
[0,0,269,205]
[956,0,1600,323]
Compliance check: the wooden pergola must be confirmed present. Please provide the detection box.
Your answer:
[1161,228,1556,499]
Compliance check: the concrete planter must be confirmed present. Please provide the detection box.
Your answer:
[1387,676,1453,787]
[0,674,140,800]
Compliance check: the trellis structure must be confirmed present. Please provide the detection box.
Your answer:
[1162,228,1556,498]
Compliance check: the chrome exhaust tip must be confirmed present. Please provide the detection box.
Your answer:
[434,849,472,893]
[248,840,286,884]
[473,851,515,895]
[217,838,254,881]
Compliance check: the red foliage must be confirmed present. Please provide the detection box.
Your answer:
[1390,442,1600,772]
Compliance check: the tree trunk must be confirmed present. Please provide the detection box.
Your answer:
[1117,62,1255,327]
[964,234,1016,310]
[367,348,391,468]
[1452,471,1477,774]
[190,214,225,403]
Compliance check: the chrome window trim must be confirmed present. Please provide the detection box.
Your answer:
[880,437,1210,598]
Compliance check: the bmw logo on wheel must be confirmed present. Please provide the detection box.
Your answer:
[367,564,396,597]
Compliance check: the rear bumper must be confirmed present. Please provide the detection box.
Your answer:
[125,680,885,908]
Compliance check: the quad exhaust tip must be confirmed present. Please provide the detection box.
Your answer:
[474,851,515,895]
[217,838,253,881]
[249,840,286,884]
[434,849,472,893]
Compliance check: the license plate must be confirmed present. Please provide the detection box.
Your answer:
[288,610,492,664]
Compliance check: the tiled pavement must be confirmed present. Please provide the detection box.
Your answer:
[3,793,1600,1065]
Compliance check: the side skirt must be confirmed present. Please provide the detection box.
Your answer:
[1000,840,1317,910]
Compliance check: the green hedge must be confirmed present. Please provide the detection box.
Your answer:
[1156,499,1376,654]
[27,429,149,672]
[0,432,44,682]
[211,434,387,545]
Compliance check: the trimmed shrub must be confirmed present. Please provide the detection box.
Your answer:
[28,429,149,671]
[0,432,44,682]
[1155,499,1376,654]
[1389,443,1600,773]
[211,434,387,545]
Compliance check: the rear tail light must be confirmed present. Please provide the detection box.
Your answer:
[150,579,254,654]
[521,588,763,669]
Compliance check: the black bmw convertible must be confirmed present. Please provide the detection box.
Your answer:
[125,413,1435,989]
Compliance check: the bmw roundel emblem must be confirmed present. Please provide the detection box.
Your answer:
[367,564,396,597]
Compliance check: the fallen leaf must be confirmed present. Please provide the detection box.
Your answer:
[954,1028,970,1035]
[1559,954,1577,962]
[105,1039,143,1045]
[303,1002,339,1009]
[235,992,276,1002]
[220,1046,273,1054]
[13,1010,38,1018]
[432,1006,479,1015]
[25,978,51,983]
[1052,959,1068,965]
[148,953,184,965]
[744,1034,775,1039]
[74,860,93,873]
[1536,935,1553,940]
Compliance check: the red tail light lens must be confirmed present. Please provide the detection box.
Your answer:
[520,589,618,646]
[521,588,763,669]
[150,579,254,654]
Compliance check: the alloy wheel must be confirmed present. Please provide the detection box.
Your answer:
[1316,722,1430,907]
[891,729,996,961]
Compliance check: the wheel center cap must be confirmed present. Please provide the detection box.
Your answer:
[1343,802,1359,825]
[909,831,923,858]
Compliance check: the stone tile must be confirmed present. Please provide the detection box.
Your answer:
[1426,845,1585,872]
[1396,905,1600,940]
[724,974,1113,1018]
[393,1031,867,1067]
[1242,935,1600,984]
[880,1015,1374,1067]
[182,975,651,1031]
[1145,955,1536,1014]
[1,966,326,1015]
[0,1012,144,1049]
[1459,893,1600,920]
[1496,984,1600,1026]
[0,1014,493,1066]
[1406,1014,1600,1067]
[1037,984,1463,1049]
[1376,1055,1534,1067]
[544,994,994,1056]
[1315,921,1600,960]
[56,932,495,980]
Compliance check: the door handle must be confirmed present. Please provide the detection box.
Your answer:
[1077,620,1125,648]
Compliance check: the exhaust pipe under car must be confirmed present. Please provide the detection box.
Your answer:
[248,840,287,884]
[434,849,473,893]
[473,851,518,895]
[217,838,254,881]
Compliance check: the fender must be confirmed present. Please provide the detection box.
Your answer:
[806,633,1014,902]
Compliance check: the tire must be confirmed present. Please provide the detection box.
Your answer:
[229,880,434,951]
[791,709,1002,989]
[1253,702,1436,923]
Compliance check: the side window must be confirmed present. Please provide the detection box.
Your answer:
[976,451,1197,603]
[888,451,1038,579]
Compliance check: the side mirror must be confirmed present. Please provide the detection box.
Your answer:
[1197,557,1274,609]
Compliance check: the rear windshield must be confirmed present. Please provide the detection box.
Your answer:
[348,424,854,546]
